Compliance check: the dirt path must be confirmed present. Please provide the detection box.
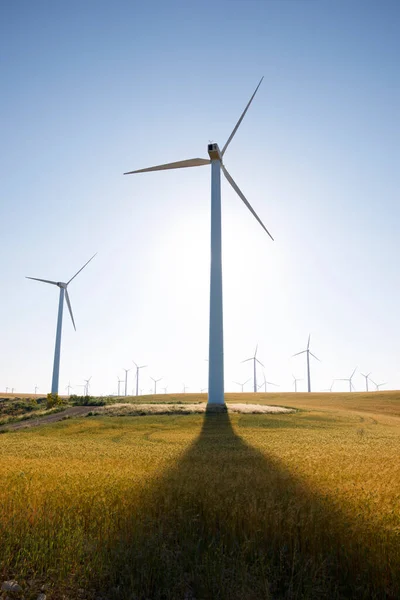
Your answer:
[1,406,94,431]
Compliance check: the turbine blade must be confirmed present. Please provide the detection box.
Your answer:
[350,367,357,379]
[65,290,76,331]
[307,334,311,350]
[124,158,210,175]
[221,77,264,156]
[67,253,97,285]
[241,357,253,363]
[292,350,306,357]
[256,358,264,368]
[26,277,58,286]
[309,352,320,362]
[221,165,274,240]
[266,381,279,386]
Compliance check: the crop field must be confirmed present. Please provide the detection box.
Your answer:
[0,393,399,599]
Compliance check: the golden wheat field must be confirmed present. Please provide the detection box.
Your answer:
[0,392,399,599]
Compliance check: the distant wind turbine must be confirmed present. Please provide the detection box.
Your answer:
[117,377,124,396]
[322,381,335,392]
[162,386,168,394]
[336,367,357,392]
[258,373,279,393]
[34,385,39,394]
[84,377,92,396]
[234,379,250,393]
[242,345,264,392]
[66,382,73,395]
[124,78,273,405]
[183,384,189,393]
[122,368,130,397]
[5,387,9,393]
[26,253,96,394]
[151,377,162,394]
[361,372,372,392]
[370,379,387,391]
[292,374,303,393]
[292,335,320,392]
[11,388,15,393]
[133,361,147,396]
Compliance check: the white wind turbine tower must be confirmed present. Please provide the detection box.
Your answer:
[84,377,92,396]
[66,382,73,395]
[292,335,320,393]
[242,345,264,392]
[150,377,162,394]
[122,368,131,397]
[370,378,387,391]
[26,254,96,395]
[124,79,273,405]
[34,385,39,394]
[322,381,335,392]
[336,367,357,392]
[258,372,279,392]
[117,376,124,396]
[361,372,372,392]
[292,374,303,392]
[133,361,147,396]
[234,379,250,393]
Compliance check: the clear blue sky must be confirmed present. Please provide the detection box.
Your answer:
[1,0,399,395]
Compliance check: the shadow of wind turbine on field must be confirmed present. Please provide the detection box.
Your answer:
[88,411,399,599]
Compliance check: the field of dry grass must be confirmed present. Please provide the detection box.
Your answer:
[0,392,398,599]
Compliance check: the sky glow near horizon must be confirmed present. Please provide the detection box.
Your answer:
[1,0,399,396]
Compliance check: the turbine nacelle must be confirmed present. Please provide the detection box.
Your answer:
[207,143,222,161]
[57,282,68,288]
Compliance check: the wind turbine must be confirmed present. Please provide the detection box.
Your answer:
[370,379,387,391]
[5,387,9,393]
[11,388,15,393]
[292,335,320,392]
[124,78,273,405]
[322,381,335,392]
[26,253,96,394]
[162,386,168,394]
[66,382,73,395]
[183,384,189,393]
[132,361,147,396]
[150,377,162,394]
[336,367,357,392]
[122,368,130,397]
[258,373,279,392]
[117,377,124,396]
[361,372,372,392]
[242,345,264,392]
[84,377,92,396]
[292,374,303,392]
[234,379,250,393]
[34,385,39,394]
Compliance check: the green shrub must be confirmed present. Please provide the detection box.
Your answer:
[46,393,66,409]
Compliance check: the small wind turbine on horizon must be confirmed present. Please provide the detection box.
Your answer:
[5,387,9,393]
[258,372,279,393]
[242,345,264,392]
[151,377,162,394]
[292,335,320,393]
[322,381,335,392]
[133,361,147,396]
[370,379,387,391]
[34,385,39,394]
[292,374,303,393]
[122,368,130,397]
[117,377,124,396]
[183,384,189,393]
[26,253,96,394]
[162,386,168,394]
[336,367,357,392]
[66,382,73,395]
[124,78,273,405]
[84,377,92,396]
[361,372,372,392]
[234,379,250,393]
